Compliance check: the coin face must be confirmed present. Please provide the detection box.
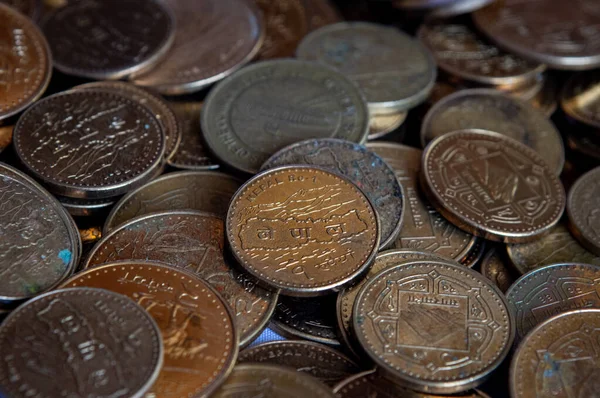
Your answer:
[354,260,514,393]
[368,111,407,140]
[422,129,565,242]
[261,139,403,249]
[61,263,237,398]
[296,22,436,113]
[202,60,369,174]
[255,0,308,59]
[510,309,600,398]
[421,89,565,175]
[0,3,51,121]
[567,166,600,256]
[561,71,600,129]
[0,287,163,398]
[480,248,515,293]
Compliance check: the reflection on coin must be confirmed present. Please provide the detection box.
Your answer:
[562,71,600,129]
[303,0,342,31]
[568,167,600,256]
[354,260,514,393]
[296,22,436,113]
[0,287,163,398]
[255,0,308,59]
[480,248,514,293]
[202,60,369,174]
[57,195,117,217]
[61,263,236,398]
[510,309,600,398]
[368,111,407,140]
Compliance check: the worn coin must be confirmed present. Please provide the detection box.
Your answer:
[0,3,51,121]
[368,111,407,140]
[480,247,515,293]
[61,262,237,398]
[57,195,117,217]
[296,22,436,113]
[568,167,600,255]
[421,89,565,174]
[255,0,308,59]
[0,287,163,398]
[354,260,515,393]
[303,0,342,31]
[561,70,600,130]
[202,60,369,174]
[510,309,600,398]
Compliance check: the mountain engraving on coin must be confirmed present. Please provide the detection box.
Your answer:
[568,167,600,256]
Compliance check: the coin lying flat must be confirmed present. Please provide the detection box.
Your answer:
[480,248,515,293]
[354,260,514,393]
[561,71,600,129]
[0,287,163,398]
[255,0,308,59]
[61,263,237,398]
[368,111,407,140]
[296,22,436,113]
[567,166,600,256]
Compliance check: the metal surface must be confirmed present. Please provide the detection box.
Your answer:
[567,166,600,256]
[480,247,515,293]
[368,111,407,140]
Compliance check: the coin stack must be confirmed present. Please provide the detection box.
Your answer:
[0,0,600,397]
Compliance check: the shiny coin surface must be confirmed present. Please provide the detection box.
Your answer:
[562,71,600,129]
[255,0,308,59]
[421,89,564,175]
[227,166,379,296]
[0,3,51,121]
[57,195,117,217]
[132,0,264,94]
[296,22,436,113]
[13,90,165,199]
[354,260,514,393]
[510,309,600,398]
[368,111,407,140]
[61,262,236,398]
[0,287,163,398]
[202,60,369,174]
[261,139,403,249]
[480,248,515,293]
[422,129,565,242]
[568,167,600,255]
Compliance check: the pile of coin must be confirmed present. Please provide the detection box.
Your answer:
[0,0,600,397]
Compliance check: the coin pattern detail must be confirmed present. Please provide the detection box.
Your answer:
[255,0,308,59]
[480,248,514,294]
[567,166,600,255]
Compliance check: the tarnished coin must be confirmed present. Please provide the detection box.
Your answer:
[510,309,600,398]
[0,287,163,398]
[61,262,236,398]
[506,263,600,342]
[480,248,515,293]
[84,211,277,347]
[202,60,369,174]
[422,129,565,242]
[568,166,600,256]
[303,0,342,31]
[296,22,436,113]
[421,89,565,174]
[227,166,379,296]
[562,71,600,130]
[0,3,51,121]
[13,90,165,199]
[354,260,515,393]
[57,195,117,217]
[261,139,403,249]
[238,340,359,386]
[132,0,264,94]
[368,111,407,140]
[255,0,308,59]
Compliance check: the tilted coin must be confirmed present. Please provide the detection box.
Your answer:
[296,22,436,113]
[303,0,342,31]
[226,166,379,296]
[202,60,369,174]
[255,0,308,59]
[421,89,565,174]
[562,70,600,130]
[568,166,600,256]
[368,111,407,140]
[354,260,515,393]
[61,263,236,398]
[0,287,163,398]
[132,0,264,94]
[422,129,565,242]
[480,248,515,293]
[57,195,117,217]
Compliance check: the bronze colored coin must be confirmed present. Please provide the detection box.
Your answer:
[57,195,117,217]
[0,125,12,153]
[510,309,600,398]
[303,0,342,31]
[61,262,236,398]
[227,166,379,296]
[0,287,163,398]
[562,71,600,129]
[354,260,515,393]
[255,0,308,59]
[368,111,407,140]
[422,129,565,243]
[238,340,359,386]
[568,167,600,255]
[0,3,51,121]
[480,247,515,293]
[84,211,276,347]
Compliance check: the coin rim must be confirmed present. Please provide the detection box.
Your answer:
[567,166,600,256]
[367,110,408,140]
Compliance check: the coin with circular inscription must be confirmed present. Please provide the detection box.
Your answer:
[510,309,600,398]
[368,111,407,140]
[567,166,600,256]
[354,260,515,393]
[480,248,515,294]
[0,287,163,398]
[261,139,403,249]
[57,195,117,217]
[61,262,237,398]
[422,129,565,243]
[0,3,51,121]
[562,71,600,130]
[255,0,308,59]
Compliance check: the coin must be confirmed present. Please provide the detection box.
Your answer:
[57,195,117,217]
[422,129,565,242]
[13,90,165,199]
[0,287,163,398]
[510,309,600,398]
[132,0,264,95]
[368,111,407,140]
[84,210,277,346]
[255,0,308,59]
[461,237,486,268]
[474,0,600,70]
[227,166,379,295]
[0,3,51,121]
[480,247,515,293]
[1,0,40,19]
[238,340,359,386]
[421,89,565,175]
[567,167,600,256]
[354,260,515,393]
[202,60,369,174]
[61,262,237,398]
[296,22,436,113]
[562,71,600,130]
[261,139,403,249]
